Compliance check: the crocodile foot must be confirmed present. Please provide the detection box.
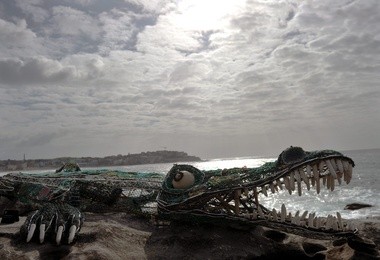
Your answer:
[20,202,83,245]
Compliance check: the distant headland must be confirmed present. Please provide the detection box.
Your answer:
[0,150,202,172]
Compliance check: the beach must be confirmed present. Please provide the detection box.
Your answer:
[1,212,379,259]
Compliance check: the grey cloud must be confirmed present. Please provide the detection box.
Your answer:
[142,86,198,98]
[62,0,93,7]
[98,8,157,53]
[0,58,74,85]
[49,6,100,39]
[15,0,49,23]
[169,61,210,83]
[230,11,269,31]
[0,55,108,86]
[16,131,66,147]
[0,18,42,57]
[125,0,175,14]
[1,1,161,58]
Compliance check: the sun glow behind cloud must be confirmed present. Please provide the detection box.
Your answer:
[174,0,246,30]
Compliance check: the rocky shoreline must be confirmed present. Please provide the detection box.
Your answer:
[1,213,379,259]
[0,150,202,172]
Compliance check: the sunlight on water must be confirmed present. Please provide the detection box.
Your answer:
[193,157,276,171]
[259,185,380,220]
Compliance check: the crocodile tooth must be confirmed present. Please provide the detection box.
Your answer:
[313,216,318,228]
[337,170,343,185]
[262,185,268,197]
[274,182,280,192]
[342,161,348,182]
[346,163,353,184]
[332,217,338,231]
[347,222,356,231]
[330,175,335,191]
[305,177,311,190]
[297,181,302,196]
[293,170,302,196]
[294,170,301,182]
[326,160,337,179]
[284,176,292,195]
[345,222,351,231]
[315,217,321,229]
[277,179,283,190]
[308,213,314,228]
[324,217,330,229]
[287,212,292,222]
[301,210,308,220]
[310,176,315,187]
[318,161,325,174]
[343,160,349,171]
[258,207,265,219]
[294,211,300,225]
[254,187,259,206]
[325,215,333,230]
[270,183,276,194]
[336,159,344,174]
[311,164,318,186]
[306,164,312,177]
[316,177,321,194]
[343,170,349,184]
[290,171,295,190]
[322,176,327,187]
[326,175,330,189]
[337,174,342,185]
[337,212,343,230]
[244,188,249,197]
[26,223,36,243]
[312,164,319,179]
[272,208,278,221]
[284,177,289,189]
[281,204,286,222]
[331,159,339,171]
[300,169,310,190]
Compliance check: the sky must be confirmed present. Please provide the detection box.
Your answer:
[0,0,379,160]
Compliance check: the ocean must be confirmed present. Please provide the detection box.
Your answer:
[1,148,379,220]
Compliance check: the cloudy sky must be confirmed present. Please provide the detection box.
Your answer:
[0,0,379,160]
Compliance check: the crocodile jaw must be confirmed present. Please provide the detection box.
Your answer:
[233,156,355,233]
[158,156,356,236]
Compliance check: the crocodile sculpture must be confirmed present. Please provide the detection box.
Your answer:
[0,146,356,245]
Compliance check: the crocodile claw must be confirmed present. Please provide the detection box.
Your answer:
[21,202,83,245]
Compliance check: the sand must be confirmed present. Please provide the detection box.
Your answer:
[1,213,379,259]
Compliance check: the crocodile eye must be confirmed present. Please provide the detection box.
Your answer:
[281,146,306,164]
[172,170,195,189]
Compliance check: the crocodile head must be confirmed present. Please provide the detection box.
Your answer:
[157,146,356,238]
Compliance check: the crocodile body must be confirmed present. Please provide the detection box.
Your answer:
[0,146,357,244]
